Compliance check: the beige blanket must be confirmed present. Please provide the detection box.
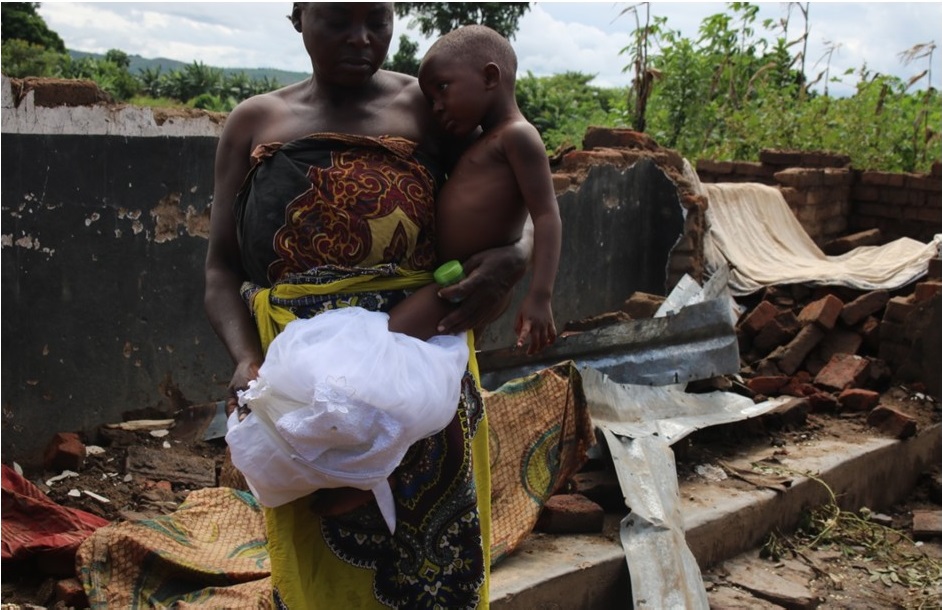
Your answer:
[703,182,941,295]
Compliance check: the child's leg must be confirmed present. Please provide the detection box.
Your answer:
[387,283,454,340]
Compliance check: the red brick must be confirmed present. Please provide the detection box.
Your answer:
[781,379,818,398]
[807,391,840,413]
[774,168,822,187]
[837,388,880,412]
[55,578,88,608]
[43,432,86,472]
[697,159,734,174]
[798,294,844,330]
[738,300,780,335]
[823,229,883,256]
[802,152,851,168]
[552,174,571,192]
[866,405,917,439]
[912,206,942,223]
[817,328,863,362]
[759,149,803,166]
[883,296,915,323]
[868,358,893,386]
[912,510,942,540]
[583,127,658,151]
[814,353,871,391]
[759,397,810,429]
[753,311,801,353]
[560,149,625,172]
[914,280,942,303]
[733,161,767,176]
[878,319,907,344]
[928,257,942,280]
[747,376,789,396]
[841,290,890,326]
[857,316,880,351]
[754,358,783,377]
[822,167,852,185]
[878,341,911,367]
[571,471,625,512]
[535,494,605,534]
[851,185,880,202]
[775,324,826,375]
[621,292,665,319]
[906,175,942,191]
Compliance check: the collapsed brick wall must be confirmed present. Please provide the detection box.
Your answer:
[549,131,942,397]
[734,266,942,404]
[551,127,708,292]
[697,151,942,245]
[850,166,942,244]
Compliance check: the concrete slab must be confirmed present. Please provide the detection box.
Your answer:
[490,422,942,608]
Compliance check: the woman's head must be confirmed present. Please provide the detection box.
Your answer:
[291,3,394,87]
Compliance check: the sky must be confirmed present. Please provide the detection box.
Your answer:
[36,2,941,97]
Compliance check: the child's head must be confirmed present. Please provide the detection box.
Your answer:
[422,25,517,85]
[418,25,518,137]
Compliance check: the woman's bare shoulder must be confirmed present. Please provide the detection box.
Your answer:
[223,83,309,147]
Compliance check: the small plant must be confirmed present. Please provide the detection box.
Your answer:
[760,469,942,607]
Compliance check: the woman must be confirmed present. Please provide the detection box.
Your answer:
[204,3,529,608]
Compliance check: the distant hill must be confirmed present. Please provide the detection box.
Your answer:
[68,50,309,87]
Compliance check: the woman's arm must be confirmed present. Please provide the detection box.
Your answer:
[204,103,265,414]
[435,218,533,334]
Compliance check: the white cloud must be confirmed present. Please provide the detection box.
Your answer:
[513,5,632,86]
[36,2,941,95]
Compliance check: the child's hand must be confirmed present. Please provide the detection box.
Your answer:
[514,295,557,355]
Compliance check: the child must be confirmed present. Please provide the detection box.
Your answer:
[228,24,561,529]
[388,24,562,355]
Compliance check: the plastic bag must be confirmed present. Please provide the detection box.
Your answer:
[226,307,468,533]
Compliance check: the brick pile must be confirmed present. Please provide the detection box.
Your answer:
[734,258,942,434]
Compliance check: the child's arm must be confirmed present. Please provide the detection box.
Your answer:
[503,121,562,354]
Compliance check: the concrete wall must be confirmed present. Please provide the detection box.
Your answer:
[2,78,231,466]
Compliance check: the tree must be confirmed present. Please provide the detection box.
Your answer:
[394,3,531,39]
[1,3,65,52]
[1,38,67,78]
[62,50,139,101]
[384,35,420,76]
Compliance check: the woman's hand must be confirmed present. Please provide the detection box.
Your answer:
[225,359,262,420]
[436,241,529,334]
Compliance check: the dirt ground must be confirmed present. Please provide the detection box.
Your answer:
[686,387,942,610]
[1,386,940,609]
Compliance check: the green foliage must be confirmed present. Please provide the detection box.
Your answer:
[394,3,530,39]
[1,38,68,78]
[614,2,939,173]
[516,71,628,151]
[127,95,183,109]
[189,92,230,112]
[63,51,140,101]
[1,2,65,52]
[384,35,420,76]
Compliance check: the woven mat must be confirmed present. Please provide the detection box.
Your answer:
[77,487,272,608]
[486,360,595,564]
